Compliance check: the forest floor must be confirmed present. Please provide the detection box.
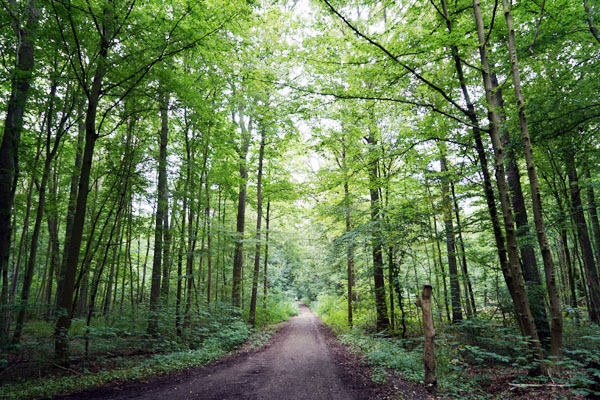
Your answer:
[51,304,433,400]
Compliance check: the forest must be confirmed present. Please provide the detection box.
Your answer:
[1,0,600,398]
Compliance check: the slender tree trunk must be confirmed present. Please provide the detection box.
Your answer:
[392,252,406,337]
[148,92,169,335]
[344,181,354,327]
[215,188,221,305]
[205,177,212,305]
[567,156,600,322]
[440,153,462,323]
[366,130,389,331]
[13,83,66,342]
[438,0,511,322]
[432,209,451,323]
[451,183,476,316]
[232,114,251,309]
[387,247,396,329]
[54,100,85,316]
[502,0,563,358]
[585,170,600,266]
[140,209,153,303]
[491,70,551,345]
[473,0,543,363]
[0,0,39,342]
[9,146,39,308]
[104,214,122,315]
[176,193,186,336]
[45,167,60,317]
[54,27,110,363]
[83,194,126,357]
[161,207,171,299]
[249,132,265,327]
[127,200,135,312]
[263,200,270,307]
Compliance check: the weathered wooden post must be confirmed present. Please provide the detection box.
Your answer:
[416,284,436,390]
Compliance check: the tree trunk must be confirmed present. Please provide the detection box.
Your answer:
[567,156,600,322]
[431,207,451,323]
[417,285,436,389]
[439,153,462,323]
[451,183,476,317]
[491,72,551,344]
[585,170,600,266]
[340,138,354,327]
[366,130,389,331]
[502,0,563,359]
[176,187,187,336]
[206,179,212,305]
[344,181,354,327]
[54,29,110,364]
[232,113,251,309]
[438,0,511,321]
[0,0,39,342]
[103,214,122,315]
[263,200,270,307]
[148,92,169,335]
[54,100,85,316]
[473,0,543,364]
[45,166,60,317]
[161,207,171,299]
[249,132,265,327]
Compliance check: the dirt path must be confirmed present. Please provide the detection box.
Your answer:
[54,304,432,400]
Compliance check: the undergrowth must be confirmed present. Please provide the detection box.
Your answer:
[0,293,297,400]
[313,293,600,399]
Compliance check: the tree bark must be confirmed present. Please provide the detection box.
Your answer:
[263,200,270,307]
[341,138,354,327]
[13,78,66,343]
[585,170,600,266]
[366,129,389,331]
[451,183,476,317]
[54,99,85,316]
[502,0,563,359]
[148,92,169,335]
[45,166,60,317]
[438,0,511,320]
[439,153,462,323]
[249,132,265,327]
[0,0,39,342]
[417,285,436,389]
[493,72,550,345]
[54,23,110,363]
[567,156,600,322]
[232,112,251,309]
[473,0,543,363]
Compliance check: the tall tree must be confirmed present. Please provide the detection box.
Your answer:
[501,0,563,358]
[366,114,389,331]
[148,92,169,335]
[0,0,39,342]
[231,107,251,309]
[249,130,265,326]
[439,152,462,323]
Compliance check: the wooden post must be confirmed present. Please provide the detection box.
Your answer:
[416,284,436,390]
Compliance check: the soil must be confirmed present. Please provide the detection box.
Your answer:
[51,304,432,400]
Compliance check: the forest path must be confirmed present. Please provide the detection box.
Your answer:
[55,304,431,399]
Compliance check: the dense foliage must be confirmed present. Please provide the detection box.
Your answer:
[1,0,600,398]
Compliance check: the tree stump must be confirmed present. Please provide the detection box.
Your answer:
[416,284,436,390]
